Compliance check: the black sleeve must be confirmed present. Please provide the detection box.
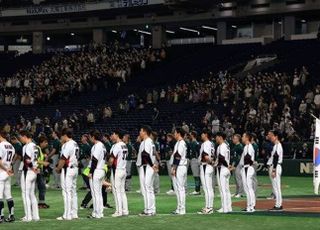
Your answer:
[173,152,181,166]
[244,154,253,165]
[273,153,279,169]
[90,156,98,174]
[142,151,154,167]
[218,154,228,167]
[23,154,33,168]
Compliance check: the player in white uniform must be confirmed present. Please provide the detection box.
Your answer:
[55,128,79,220]
[19,130,40,222]
[267,130,283,211]
[109,129,129,217]
[136,125,158,216]
[215,132,232,213]
[0,130,15,223]
[197,129,215,215]
[87,130,106,219]
[240,133,256,213]
[171,127,188,215]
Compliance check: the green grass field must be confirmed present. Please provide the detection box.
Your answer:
[2,175,320,230]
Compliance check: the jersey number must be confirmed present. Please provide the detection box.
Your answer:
[6,151,13,162]
[122,150,128,160]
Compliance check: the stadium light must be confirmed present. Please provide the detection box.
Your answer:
[301,19,306,23]
[134,29,151,35]
[202,25,218,31]
[46,36,50,41]
[166,30,175,34]
[180,27,200,34]
[112,30,118,33]
[70,32,75,36]
[231,25,237,28]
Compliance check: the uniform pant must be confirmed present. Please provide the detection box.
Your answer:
[13,160,21,186]
[0,173,12,200]
[153,173,160,194]
[111,168,128,215]
[235,164,244,195]
[200,165,214,209]
[217,167,232,213]
[61,167,78,220]
[241,166,256,210]
[125,160,132,191]
[89,169,105,218]
[51,155,60,187]
[268,166,275,196]
[36,172,46,203]
[191,158,201,192]
[172,166,187,214]
[252,163,258,196]
[81,175,108,207]
[21,170,39,221]
[166,161,174,190]
[0,173,14,217]
[271,165,282,207]
[139,165,156,214]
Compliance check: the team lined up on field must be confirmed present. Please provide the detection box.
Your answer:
[0,126,283,223]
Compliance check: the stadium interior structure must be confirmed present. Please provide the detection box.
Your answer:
[0,0,320,163]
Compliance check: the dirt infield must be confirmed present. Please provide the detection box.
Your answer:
[233,198,320,213]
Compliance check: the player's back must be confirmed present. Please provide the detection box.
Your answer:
[0,141,15,172]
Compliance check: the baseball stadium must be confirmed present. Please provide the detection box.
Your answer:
[0,0,319,230]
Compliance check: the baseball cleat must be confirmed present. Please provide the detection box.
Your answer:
[0,217,4,224]
[166,189,175,195]
[21,217,32,222]
[269,206,283,211]
[80,204,88,209]
[5,215,15,223]
[111,213,123,218]
[190,191,201,195]
[234,194,243,198]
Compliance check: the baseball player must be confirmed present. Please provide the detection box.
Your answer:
[171,127,188,215]
[19,130,40,222]
[0,130,15,223]
[188,131,201,195]
[267,130,283,211]
[231,134,244,198]
[151,132,161,194]
[215,132,232,213]
[11,136,22,187]
[165,133,176,195]
[87,130,107,219]
[36,136,50,209]
[136,125,158,216]
[109,129,129,217]
[240,133,256,212]
[124,134,134,192]
[197,129,215,215]
[55,128,79,220]
[46,131,61,189]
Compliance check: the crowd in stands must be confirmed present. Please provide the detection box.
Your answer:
[0,43,165,105]
[1,63,317,159]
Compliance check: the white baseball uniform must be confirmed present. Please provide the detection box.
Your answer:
[89,141,106,218]
[0,141,15,217]
[172,139,188,214]
[110,141,129,216]
[60,139,79,220]
[216,142,232,213]
[268,142,283,208]
[136,137,156,215]
[21,142,39,221]
[199,140,215,210]
[240,143,256,211]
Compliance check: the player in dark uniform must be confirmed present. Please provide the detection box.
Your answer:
[11,136,23,187]
[124,134,135,192]
[166,133,176,195]
[188,131,201,195]
[231,134,244,198]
